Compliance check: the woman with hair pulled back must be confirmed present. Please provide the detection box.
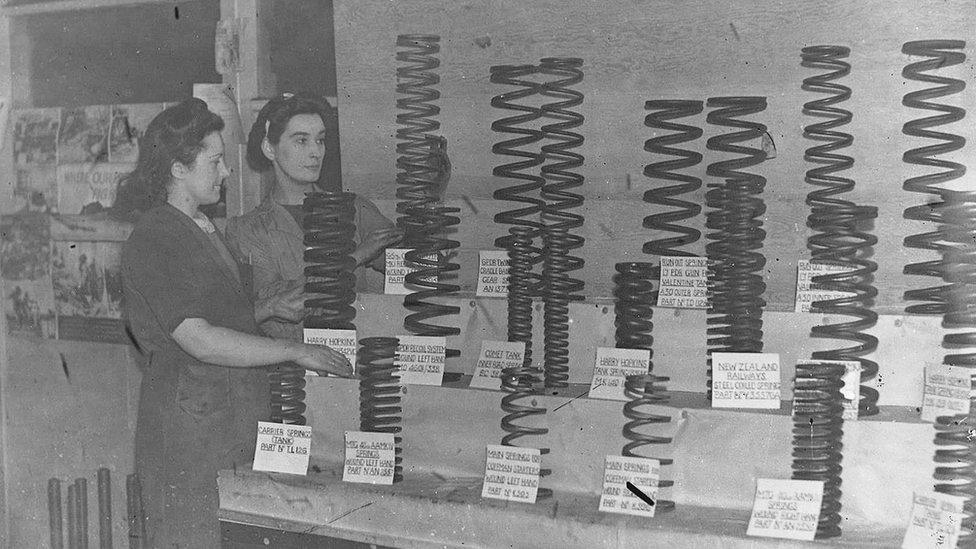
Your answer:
[227,92,404,341]
[119,98,353,547]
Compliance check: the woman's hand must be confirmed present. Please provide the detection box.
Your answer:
[291,342,355,378]
[354,226,404,268]
[254,280,306,324]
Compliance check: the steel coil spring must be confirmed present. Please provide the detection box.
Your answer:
[302,191,358,330]
[792,361,845,539]
[269,366,307,425]
[358,337,403,483]
[901,40,968,315]
[801,45,880,421]
[614,262,674,511]
[491,64,547,365]
[704,97,769,394]
[500,356,551,499]
[395,34,442,214]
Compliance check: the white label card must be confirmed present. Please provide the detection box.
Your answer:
[395,335,446,386]
[343,431,396,485]
[481,445,541,503]
[384,248,437,295]
[746,478,824,541]
[599,455,659,517]
[794,260,856,313]
[902,491,965,549]
[476,250,510,297]
[657,256,708,309]
[303,328,358,372]
[470,340,525,390]
[922,365,971,423]
[795,359,860,420]
[589,347,650,401]
[252,421,311,475]
[711,352,781,409]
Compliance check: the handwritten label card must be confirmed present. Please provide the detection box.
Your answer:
[599,455,659,517]
[476,250,510,297]
[384,248,436,295]
[902,491,966,549]
[252,421,312,475]
[343,431,396,485]
[794,260,856,313]
[303,328,358,371]
[481,445,541,504]
[395,335,446,386]
[470,340,525,390]
[712,352,781,409]
[796,359,860,420]
[589,347,651,401]
[746,479,824,541]
[657,256,708,309]
[922,365,971,423]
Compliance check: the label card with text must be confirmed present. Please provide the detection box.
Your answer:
[746,478,824,541]
[795,359,860,420]
[252,421,312,475]
[599,455,659,517]
[476,250,510,297]
[384,248,436,295]
[711,352,781,409]
[902,491,965,549]
[303,328,358,371]
[342,431,396,485]
[794,260,856,313]
[395,335,447,386]
[922,365,971,423]
[657,256,708,309]
[589,347,651,401]
[481,445,541,503]
[470,340,525,390]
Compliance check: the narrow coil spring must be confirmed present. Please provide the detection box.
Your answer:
[500,352,551,499]
[792,361,845,539]
[491,64,546,366]
[358,337,403,483]
[614,262,674,512]
[537,57,586,388]
[801,45,880,420]
[303,191,358,330]
[901,40,968,315]
[704,97,769,395]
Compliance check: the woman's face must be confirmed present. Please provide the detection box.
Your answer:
[179,131,229,207]
[268,113,326,186]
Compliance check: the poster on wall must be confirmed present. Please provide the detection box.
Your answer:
[51,240,126,344]
[1,214,57,339]
[12,108,61,212]
[58,105,111,164]
[57,164,130,215]
[109,103,165,164]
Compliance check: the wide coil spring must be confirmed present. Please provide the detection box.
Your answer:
[537,57,586,388]
[303,191,358,330]
[358,337,403,483]
[269,365,307,425]
[500,356,551,499]
[801,45,880,419]
[792,361,845,539]
[614,262,674,512]
[901,40,968,315]
[395,34,442,214]
[704,97,769,395]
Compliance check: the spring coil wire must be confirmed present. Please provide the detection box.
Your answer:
[358,337,403,483]
[901,40,968,316]
[538,57,586,388]
[395,34,461,357]
[704,97,769,395]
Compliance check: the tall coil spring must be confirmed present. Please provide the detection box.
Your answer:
[704,97,769,394]
[538,57,586,388]
[491,64,546,367]
[500,352,551,499]
[303,191,358,330]
[614,262,674,512]
[801,46,880,422]
[792,361,845,539]
[395,34,461,357]
[358,337,403,483]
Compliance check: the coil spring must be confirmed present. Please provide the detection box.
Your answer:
[801,46,880,422]
[614,262,674,512]
[395,34,442,214]
[791,361,845,539]
[269,366,307,425]
[303,191,358,330]
[901,40,967,316]
[500,356,551,499]
[358,337,403,483]
[704,97,769,395]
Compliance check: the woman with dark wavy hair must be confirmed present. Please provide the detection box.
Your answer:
[118,98,353,547]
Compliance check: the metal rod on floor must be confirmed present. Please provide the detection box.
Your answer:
[67,483,77,549]
[48,478,64,549]
[97,468,112,549]
[75,477,89,549]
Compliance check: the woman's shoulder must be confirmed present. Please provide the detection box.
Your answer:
[226,201,278,237]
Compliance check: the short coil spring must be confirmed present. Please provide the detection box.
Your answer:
[358,337,403,483]
[500,360,551,499]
